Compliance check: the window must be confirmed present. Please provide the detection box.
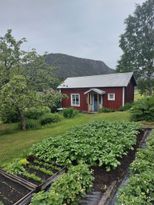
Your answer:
[108,93,115,101]
[71,94,80,106]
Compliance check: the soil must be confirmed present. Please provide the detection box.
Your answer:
[92,129,145,192]
[0,173,30,205]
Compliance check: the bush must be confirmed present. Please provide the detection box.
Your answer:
[25,106,50,120]
[63,108,79,118]
[40,113,61,125]
[131,96,154,121]
[99,107,115,113]
[119,102,133,111]
[19,119,41,130]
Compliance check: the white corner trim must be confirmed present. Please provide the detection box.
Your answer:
[122,87,125,106]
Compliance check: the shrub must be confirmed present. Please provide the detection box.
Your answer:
[25,106,50,120]
[99,107,115,113]
[40,113,61,125]
[31,163,93,205]
[119,102,133,111]
[19,119,41,130]
[131,96,154,121]
[63,108,79,118]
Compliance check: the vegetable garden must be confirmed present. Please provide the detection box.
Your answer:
[0,120,153,205]
[116,130,154,205]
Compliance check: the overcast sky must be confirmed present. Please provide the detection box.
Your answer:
[0,0,145,69]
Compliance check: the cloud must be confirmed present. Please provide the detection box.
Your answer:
[0,0,145,68]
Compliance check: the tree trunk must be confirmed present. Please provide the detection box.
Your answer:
[17,109,26,130]
[20,112,26,131]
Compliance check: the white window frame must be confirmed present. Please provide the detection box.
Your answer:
[108,93,115,101]
[71,93,80,107]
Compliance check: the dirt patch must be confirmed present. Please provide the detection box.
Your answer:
[0,173,30,205]
[92,129,145,192]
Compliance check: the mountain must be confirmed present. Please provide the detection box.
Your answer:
[45,53,114,79]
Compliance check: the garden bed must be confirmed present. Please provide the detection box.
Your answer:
[80,128,152,205]
[26,157,66,190]
[0,159,65,205]
[0,169,35,205]
[2,121,150,205]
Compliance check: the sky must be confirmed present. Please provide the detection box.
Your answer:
[0,0,145,69]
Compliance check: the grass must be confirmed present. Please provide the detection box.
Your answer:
[0,112,130,166]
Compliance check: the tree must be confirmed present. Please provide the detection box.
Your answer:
[0,29,25,87]
[117,0,154,95]
[41,89,65,112]
[0,75,40,130]
[0,30,58,91]
[23,50,59,91]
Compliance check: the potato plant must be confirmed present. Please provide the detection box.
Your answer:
[31,163,93,205]
[116,131,154,205]
[30,121,140,171]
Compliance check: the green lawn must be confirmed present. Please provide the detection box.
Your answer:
[0,112,131,166]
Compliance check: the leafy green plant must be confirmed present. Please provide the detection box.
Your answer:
[5,159,25,175]
[131,96,154,121]
[63,108,79,118]
[23,171,42,183]
[5,159,42,183]
[31,163,93,205]
[25,106,50,120]
[33,159,61,171]
[99,107,115,113]
[19,158,29,166]
[40,113,62,125]
[28,164,53,175]
[30,121,140,171]
[116,131,154,205]
[119,102,133,111]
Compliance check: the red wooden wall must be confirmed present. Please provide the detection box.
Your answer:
[61,88,88,112]
[61,87,123,111]
[103,87,123,110]
[125,79,135,103]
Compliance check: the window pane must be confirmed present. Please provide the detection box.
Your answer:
[71,94,80,106]
[76,95,79,104]
[99,95,102,104]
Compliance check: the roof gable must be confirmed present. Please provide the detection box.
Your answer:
[58,72,135,89]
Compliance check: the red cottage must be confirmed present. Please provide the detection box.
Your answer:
[58,72,136,112]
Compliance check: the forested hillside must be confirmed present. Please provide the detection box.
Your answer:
[45,53,114,79]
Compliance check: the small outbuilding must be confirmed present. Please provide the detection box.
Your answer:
[58,72,136,112]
